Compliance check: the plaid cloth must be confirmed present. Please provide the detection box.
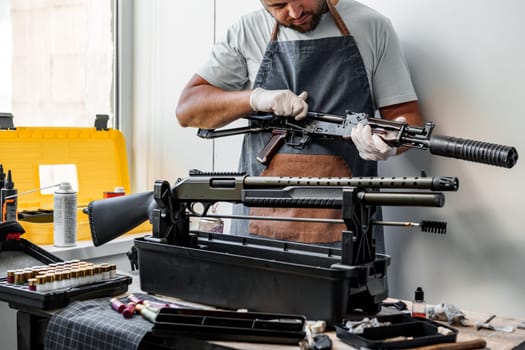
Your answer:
[44,294,154,350]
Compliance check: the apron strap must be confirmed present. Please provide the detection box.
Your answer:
[270,0,350,41]
[271,22,280,42]
[326,0,350,36]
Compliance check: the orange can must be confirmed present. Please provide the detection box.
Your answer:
[103,187,125,198]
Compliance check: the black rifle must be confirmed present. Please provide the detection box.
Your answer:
[88,170,458,265]
[197,111,518,168]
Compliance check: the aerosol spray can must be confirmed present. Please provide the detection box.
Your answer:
[53,182,78,247]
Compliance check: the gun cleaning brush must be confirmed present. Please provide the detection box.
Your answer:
[372,220,447,234]
[420,220,447,234]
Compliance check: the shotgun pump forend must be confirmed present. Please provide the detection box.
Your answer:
[197,111,518,168]
[87,171,459,249]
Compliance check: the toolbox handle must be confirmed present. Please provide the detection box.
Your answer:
[94,114,109,130]
[0,112,15,130]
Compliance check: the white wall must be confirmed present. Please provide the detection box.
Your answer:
[130,0,260,192]
[131,0,525,318]
[358,0,525,319]
[131,0,212,191]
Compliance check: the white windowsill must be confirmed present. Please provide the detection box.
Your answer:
[40,232,149,261]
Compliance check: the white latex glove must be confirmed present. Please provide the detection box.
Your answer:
[249,87,308,120]
[351,116,406,161]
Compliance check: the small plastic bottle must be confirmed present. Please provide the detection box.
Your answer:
[411,286,427,318]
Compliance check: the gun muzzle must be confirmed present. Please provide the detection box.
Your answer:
[429,135,518,168]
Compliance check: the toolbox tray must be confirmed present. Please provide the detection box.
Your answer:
[152,308,306,344]
[0,235,61,266]
[136,231,390,325]
[0,274,131,310]
[335,314,457,349]
[0,237,131,310]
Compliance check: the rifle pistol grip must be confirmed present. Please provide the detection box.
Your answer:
[256,129,288,165]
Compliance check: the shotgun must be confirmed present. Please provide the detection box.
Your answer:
[88,170,459,266]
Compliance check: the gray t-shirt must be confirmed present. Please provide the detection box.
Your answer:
[197,0,417,108]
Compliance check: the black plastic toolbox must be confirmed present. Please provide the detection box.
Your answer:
[136,231,390,326]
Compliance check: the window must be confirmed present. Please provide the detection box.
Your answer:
[0,0,115,127]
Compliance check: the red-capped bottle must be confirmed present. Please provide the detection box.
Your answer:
[411,287,427,318]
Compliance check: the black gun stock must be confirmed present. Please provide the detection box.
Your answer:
[88,191,154,247]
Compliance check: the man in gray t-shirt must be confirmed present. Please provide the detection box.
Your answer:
[195,1,416,108]
[176,0,423,247]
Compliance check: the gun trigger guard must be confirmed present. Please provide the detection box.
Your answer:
[189,202,213,217]
[285,132,310,148]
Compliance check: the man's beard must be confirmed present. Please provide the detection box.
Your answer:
[279,1,328,33]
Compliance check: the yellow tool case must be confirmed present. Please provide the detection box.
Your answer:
[0,118,149,244]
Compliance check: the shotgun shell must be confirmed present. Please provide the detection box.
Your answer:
[99,263,111,280]
[6,270,15,284]
[109,264,117,279]
[85,267,94,284]
[110,298,126,313]
[143,300,169,309]
[45,274,56,291]
[14,271,25,285]
[27,278,37,291]
[36,275,47,292]
[128,294,144,304]
[54,271,63,289]
[135,304,158,323]
[122,302,136,319]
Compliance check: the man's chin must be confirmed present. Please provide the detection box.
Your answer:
[286,14,322,33]
[284,21,319,33]
[290,25,313,33]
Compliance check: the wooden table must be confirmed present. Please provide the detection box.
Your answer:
[11,273,525,350]
[123,277,525,349]
[212,301,525,350]
[452,309,525,350]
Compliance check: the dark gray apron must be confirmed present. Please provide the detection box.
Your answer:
[237,1,382,247]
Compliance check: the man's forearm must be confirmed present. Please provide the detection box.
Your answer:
[379,101,423,155]
[176,74,253,129]
[379,100,423,125]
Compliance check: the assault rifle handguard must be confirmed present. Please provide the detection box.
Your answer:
[197,111,518,168]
